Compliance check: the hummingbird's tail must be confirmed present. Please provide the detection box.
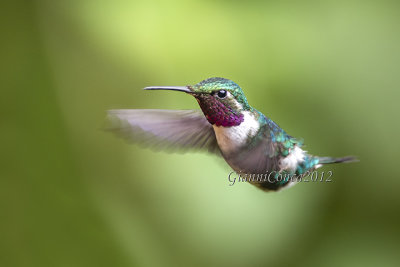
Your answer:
[317,156,358,165]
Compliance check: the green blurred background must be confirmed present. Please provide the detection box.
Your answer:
[1,0,399,266]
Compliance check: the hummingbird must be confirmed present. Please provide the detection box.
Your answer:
[107,77,356,191]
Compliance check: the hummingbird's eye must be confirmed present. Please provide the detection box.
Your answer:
[216,90,227,99]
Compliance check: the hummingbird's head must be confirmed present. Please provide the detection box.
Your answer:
[189,77,251,126]
[145,77,251,127]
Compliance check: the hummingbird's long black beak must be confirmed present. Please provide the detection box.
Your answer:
[144,86,192,93]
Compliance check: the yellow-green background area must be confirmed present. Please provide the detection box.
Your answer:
[2,0,399,266]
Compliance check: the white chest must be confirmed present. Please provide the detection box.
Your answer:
[213,111,259,154]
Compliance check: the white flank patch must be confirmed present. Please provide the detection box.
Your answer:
[213,111,260,154]
[279,146,306,171]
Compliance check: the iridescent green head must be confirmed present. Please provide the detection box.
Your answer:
[189,77,250,109]
[145,77,251,127]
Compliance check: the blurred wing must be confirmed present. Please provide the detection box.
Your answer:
[225,127,281,174]
[223,117,302,190]
[106,109,220,154]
